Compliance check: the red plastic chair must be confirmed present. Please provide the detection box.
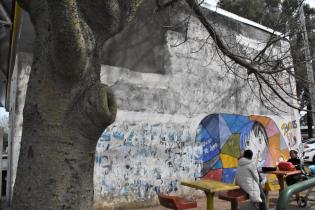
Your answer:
[157,193,197,210]
[218,189,249,210]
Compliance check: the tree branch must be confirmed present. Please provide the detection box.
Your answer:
[68,84,117,139]
[185,0,259,75]
[255,71,300,110]
[184,0,304,113]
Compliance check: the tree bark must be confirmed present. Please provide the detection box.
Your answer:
[299,1,315,137]
[307,103,313,138]
[11,1,141,209]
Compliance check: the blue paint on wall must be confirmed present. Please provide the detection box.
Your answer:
[196,126,211,142]
[113,131,124,140]
[202,139,220,162]
[222,114,250,133]
[239,122,254,150]
[222,168,237,183]
[101,129,111,141]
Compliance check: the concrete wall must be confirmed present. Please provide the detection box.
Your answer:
[94,3,301,209]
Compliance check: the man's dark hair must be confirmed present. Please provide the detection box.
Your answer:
[290,150,298,155]
[243,149,253,160]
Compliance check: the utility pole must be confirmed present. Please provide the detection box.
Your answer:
[299,1,315,138]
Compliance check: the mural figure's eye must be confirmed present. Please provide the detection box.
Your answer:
[259,138,262,144]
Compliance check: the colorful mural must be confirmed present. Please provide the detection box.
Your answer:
[196,114,292,184]
[281,120,298,147]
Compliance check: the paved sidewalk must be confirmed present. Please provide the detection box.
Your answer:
[142,191,315,210]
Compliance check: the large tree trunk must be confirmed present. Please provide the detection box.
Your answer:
[12,72,115,210]
[11,1,140,209]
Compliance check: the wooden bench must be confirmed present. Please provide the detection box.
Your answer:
[218,180,280,210]
[218,189,249,210]
[157,193,197,210]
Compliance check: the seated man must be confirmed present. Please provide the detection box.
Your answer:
[286,150,301,186]
[236,150,266,210]
[288,150,301,168]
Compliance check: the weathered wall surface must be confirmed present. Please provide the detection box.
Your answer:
[94,3,300,209]
[94,111,204,207]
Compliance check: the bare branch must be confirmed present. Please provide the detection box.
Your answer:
[255,71,300,110]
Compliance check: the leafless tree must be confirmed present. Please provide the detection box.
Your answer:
[158,0,314,115]
[11,0,313,209]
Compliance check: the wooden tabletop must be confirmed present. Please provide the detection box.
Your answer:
[181,179,240,193]
[259,170,301,176]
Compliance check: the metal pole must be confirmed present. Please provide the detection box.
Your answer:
[276,177,315,210]
[0,128,3,205]
[5,1,20,110]
[6,1,21,206]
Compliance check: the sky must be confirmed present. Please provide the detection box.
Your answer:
[207,0,315,8]
[306,0,315,8]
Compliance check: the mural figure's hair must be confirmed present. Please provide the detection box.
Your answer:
[243,150,253,160]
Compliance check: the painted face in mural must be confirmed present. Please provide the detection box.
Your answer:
[244,123,269,168]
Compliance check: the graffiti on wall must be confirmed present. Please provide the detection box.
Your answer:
[281,120,298,148]
[94,113,300,203]
[94,121,199,202]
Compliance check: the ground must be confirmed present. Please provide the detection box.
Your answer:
[141,190,315,210]
[3,186,315,209]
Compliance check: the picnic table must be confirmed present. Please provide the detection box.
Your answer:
[259,170,301,192]
[181,179,240,210]
[259,170,302,208]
